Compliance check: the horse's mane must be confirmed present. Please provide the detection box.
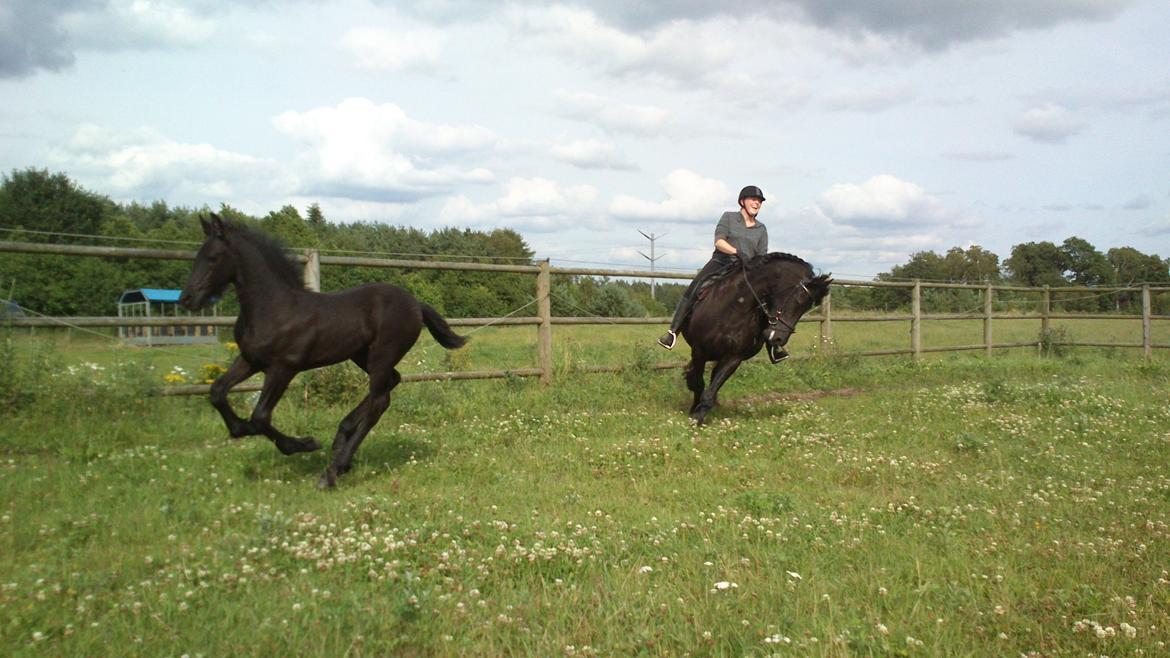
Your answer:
[227,222,304,288]
[755,252,815,274]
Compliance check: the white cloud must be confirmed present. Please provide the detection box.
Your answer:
[510,6,734,85]
[554,90,669,136]
[549,138,638,170]
[272,97,497,201]
[438,177,601,232]
[609,170,729,223]
[1013,103,1086,143]
[816,174,960,229]
[61,0,216,51]
[823,84,917,112]
[339,26,445,73]
[49,123,279,202]
[1121,194,1151,210]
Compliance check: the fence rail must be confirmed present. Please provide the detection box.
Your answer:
[3,239,1169,396]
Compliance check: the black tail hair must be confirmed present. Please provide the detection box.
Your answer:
[421,303,468,349]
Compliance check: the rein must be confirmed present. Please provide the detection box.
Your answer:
[741,267,809,333]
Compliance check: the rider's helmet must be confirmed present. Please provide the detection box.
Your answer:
[738,185,766,205]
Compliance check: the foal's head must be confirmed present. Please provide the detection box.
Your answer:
[179,214,236,311]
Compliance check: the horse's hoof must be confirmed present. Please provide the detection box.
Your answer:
[316,469,337,490]
[276,436,320,455]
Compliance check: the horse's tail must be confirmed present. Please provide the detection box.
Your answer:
[420,303,468,349]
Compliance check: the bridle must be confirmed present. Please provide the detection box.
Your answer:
[742,267,810,335]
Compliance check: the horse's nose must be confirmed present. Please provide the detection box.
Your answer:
[178,290,194,310]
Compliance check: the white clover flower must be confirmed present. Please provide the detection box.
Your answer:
[638,566,653,574]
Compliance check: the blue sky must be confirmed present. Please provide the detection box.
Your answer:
[2,0,1168,278]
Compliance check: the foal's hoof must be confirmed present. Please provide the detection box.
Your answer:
[316,468,338,490]
[276,436,322,456]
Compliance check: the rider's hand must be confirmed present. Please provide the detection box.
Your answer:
[736,251,752,269]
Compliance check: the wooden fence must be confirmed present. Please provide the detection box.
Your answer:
[3,240,1169,397]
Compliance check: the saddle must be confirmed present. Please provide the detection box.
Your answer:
[694,262,740,303]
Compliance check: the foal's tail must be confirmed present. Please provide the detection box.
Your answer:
[421,303,469,349]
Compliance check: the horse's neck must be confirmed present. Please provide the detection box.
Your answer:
[232,240,301,314]
[744,264,806,298]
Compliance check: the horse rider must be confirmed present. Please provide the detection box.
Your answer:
[656,184,788,363]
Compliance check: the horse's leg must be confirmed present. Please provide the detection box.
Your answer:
[249,367,321,456]
[685,355,706,414]
[319,366,400,490]
[210,356,260,438]
[690,357,744,425]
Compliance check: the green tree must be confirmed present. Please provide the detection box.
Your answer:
[0,168,113,241]
[306,203,326,228]
[1005,241,1066,287]
[1060,237,1110,286]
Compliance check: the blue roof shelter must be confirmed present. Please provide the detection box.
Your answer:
[117,288,219,346]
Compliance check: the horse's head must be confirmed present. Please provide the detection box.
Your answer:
[754,256,832,347]
[179,213,236,311]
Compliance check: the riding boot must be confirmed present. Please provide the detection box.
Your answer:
[767,342,790,364]
[657,258,725,350]
[658,295,692,349]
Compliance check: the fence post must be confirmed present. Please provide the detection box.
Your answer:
[537,259,553,385]
[303,249,321,292]
[1041,285,1051,335]
[1143,284,1152,361]
[984,283,993,356]
[911,279,921,361]
[819,290,832,354]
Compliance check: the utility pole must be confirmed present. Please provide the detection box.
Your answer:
[638,230,666,300]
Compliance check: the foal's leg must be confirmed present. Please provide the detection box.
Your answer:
[685,356,706,414]
[249,367,322,455]
[690,357,743,425]
[319,367,400,490]
[210,356,260,438]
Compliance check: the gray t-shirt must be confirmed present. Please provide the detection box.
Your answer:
[712,211,768,263]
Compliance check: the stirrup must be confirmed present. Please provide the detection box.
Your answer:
[768,343,789,364]
[657,331,677,350]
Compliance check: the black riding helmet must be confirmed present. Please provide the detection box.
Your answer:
[738,185,765,204]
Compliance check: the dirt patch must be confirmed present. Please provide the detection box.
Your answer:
[730,387,863,407]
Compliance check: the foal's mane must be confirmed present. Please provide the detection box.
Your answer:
[227,222,304,288]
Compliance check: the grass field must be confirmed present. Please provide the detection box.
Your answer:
[2,319,1170,656]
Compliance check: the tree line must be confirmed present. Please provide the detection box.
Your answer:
[1,168,1167,319]
[0,168,663,319]
[835,239,1170,313]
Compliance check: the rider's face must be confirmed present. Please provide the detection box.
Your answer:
[741,197,763,217]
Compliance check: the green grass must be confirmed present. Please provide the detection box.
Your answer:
[3,322,1170,656]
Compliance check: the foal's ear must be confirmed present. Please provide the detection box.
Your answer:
[200,214,213,237]
[207,212,227,239]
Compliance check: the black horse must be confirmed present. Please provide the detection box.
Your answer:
[179,214,467,488]
[681,253,831,424]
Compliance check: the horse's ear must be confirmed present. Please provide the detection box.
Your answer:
[209,213,227,239]
[200,215,213,237]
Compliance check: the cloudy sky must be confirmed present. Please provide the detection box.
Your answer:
[2,0,1168,278]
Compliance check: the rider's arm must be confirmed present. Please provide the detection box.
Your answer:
[713,213,737,255]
